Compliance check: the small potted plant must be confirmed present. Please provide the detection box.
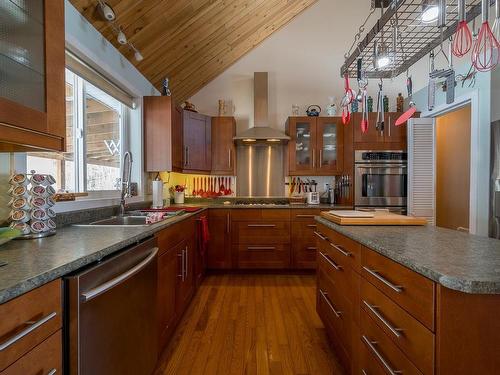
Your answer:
[170,184,186,204]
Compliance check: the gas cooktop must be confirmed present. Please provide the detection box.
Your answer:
[234,199,289,206]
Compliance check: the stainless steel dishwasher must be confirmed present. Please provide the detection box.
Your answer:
[65,237,158,375]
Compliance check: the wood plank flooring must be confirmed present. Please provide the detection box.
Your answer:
[155,274,344,375]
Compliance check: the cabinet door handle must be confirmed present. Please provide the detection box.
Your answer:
[184,146,189,167]
[363,300,402,338]
[362,266,403,293]
[319,149,323,167]
[388,115,392,137]
[184,246,188,278]
[362,335,403,375]
[319,251,342,271]
[306,247,317,250]
[247,224,276,228]
[47,369,57,375]
[226,213,230,233]
[296,214,315,218]
[247,246,276,251]
[307,224,317,228]
[0,311,57,351]
[361,370,368,375]
[314,231,327,240]
[329,243,350,257]
[319,289,342,318]
[312,148,316,168]
[228,148,232,169]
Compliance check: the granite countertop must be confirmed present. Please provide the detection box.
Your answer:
[0,210,207,304]
[316,217,500,294]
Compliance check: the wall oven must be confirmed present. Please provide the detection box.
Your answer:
[354,151,407,210]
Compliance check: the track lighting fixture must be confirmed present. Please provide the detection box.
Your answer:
[97,0,116,21]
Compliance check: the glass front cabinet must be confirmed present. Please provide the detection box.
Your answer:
[0,0,66,151]
[286,117,344,175]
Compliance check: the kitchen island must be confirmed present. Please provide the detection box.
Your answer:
[314,216,500,374]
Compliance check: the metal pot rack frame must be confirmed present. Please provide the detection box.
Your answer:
[340,0,494,79]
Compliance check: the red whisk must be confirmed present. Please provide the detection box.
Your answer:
[452,0,473,57]
[472,0,500,72]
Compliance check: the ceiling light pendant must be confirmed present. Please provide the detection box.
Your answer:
[97,0,116,21]
[373,37,391,69]
[134,50,143,62]
[117,29,127,45]
[421,0,439,24]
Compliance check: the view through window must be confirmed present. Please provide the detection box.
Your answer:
[27,69,125,193]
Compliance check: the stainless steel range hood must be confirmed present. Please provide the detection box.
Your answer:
[233,72,290,143]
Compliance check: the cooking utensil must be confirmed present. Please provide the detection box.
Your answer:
[291,177,296,195]
[376,80,384,133]
[227,177,233,196]
[445,40,456,104]
[493,0,500,40]
[452,0,473,57]
[428,52,436,111]
[395,76,417,126]
[192,178,196,196]
[472,0,499,72]
[361,87,369,133]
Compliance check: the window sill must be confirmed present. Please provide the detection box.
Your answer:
[53,195,145,213]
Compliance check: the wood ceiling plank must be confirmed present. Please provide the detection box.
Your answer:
[173,0,316,101]
[69,0,317,103]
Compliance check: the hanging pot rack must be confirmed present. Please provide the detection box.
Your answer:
[340,0,494,78]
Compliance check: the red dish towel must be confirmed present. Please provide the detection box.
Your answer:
[197,215,210,256]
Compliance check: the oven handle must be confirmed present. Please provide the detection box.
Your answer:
[81,247,158,303]
[355,164,407,169]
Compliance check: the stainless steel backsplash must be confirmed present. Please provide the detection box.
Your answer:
[236,143,284,197]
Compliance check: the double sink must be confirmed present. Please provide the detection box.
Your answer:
[75,210,187,227]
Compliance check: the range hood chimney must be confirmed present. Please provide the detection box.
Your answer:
[233,72,290,143]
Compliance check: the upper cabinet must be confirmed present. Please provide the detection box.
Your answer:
[353,112,408,146]
[286,117,344,175]
[211,117,236,175]
[144,96,184,172]
[0,0,66,152]
[183,111,211,172]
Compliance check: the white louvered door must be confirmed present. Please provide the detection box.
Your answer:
[408,118,436,225]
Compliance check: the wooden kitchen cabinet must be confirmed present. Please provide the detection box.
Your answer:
[286,117,344,175]
[183,111,211,172]
[211,117,236,175]
[0,0,65,152]
[144,96,184,172]
[353,112,408,148]
[207,209,232,269]
[290,209,321,269]
[0,280,62,372]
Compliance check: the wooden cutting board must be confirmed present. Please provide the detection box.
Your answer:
[320,211,427,226]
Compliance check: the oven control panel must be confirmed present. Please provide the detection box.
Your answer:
[355,150,407,163]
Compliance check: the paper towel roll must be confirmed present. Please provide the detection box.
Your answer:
[152,180,164,208]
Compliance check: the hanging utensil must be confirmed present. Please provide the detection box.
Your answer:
[445,39,456,104]
[472,0,499,72]
[192,178,196,196]
[227,177,233,196]
[361,87,369,133]
[341,72,353,125]
[395,75,417,126]
[376,80,384,133]
[428,51,436,111]
[493,0,500,40]
[452,0,473,57]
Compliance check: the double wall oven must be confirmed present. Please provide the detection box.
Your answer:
[354,151,407,213]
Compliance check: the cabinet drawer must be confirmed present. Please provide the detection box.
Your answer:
[291,221,318,269]
[361,247,435,331]
[360,312,423,375]
[156,219,194,255]
[0,280,62,370]
[317,267,352,353]
[361,279,434,375]
[317,224,361,272]
[318,246,352,303]
[1,330,62,375]
[291,209,320,221]
[233,221,290,244]
[231,209,290,221]
[236,244,290,269]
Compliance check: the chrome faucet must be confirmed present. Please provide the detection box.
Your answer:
[120,151,133,216]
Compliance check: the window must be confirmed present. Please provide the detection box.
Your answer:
[27,69,128,195]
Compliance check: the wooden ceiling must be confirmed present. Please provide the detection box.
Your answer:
[69,0,317,103]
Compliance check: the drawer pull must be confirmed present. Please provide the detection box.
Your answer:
[306,246,317,250]
[319,252,342,271]
[247,224,276,228]
[306,224,317,228]
[0,311,57,351]
[330,243,351,257]
[319,289,342,318]
[296,214,315,218]
[363,300,402,338]
[361,370,368,375]
[47,369,57,375]
[314,231,327,240]
[363,266,403,293]
[362,335,402,375]
[247,246,276,251]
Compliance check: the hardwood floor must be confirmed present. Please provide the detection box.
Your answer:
[155,274,344,375]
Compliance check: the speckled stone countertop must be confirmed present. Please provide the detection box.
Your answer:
[0,210,207,304]
[316,217,500,294]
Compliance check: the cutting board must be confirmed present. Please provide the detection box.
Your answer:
[320,211,427,226]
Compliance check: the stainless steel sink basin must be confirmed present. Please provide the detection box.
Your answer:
[75,215,154,227]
